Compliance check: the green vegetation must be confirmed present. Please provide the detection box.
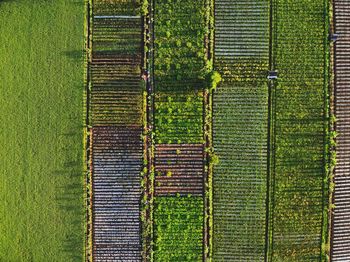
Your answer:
[154,93,203,143]
[154,196,203,261]
[0,0,332,260]
[208,71,222,91]
[154,0,207,143]
[212,0,270,260]
[270,0,328,260]
[91,2,143,126]
[213,59,269,260]
[0,1,85,261]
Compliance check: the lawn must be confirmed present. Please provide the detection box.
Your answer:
[0,1,85,261]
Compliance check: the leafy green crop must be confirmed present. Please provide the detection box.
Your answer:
[154,0,207,143]
[213,58,269,261]
[154,196,203,261]
[270,0,328,260]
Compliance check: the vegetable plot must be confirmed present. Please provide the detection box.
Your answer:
[154,0,206,144]
[90,0,143,260]
[152,0,207,260]
[154,144,204,196]
[331,0,350,260]
[154,196,203,261]
[213,0,270,260]
[270,0,328,260]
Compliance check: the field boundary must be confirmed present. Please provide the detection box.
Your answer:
[265,0,274,260]
[85,0,93,261]
[204,0,214,259]
[321,0,332,260]
[329,0,335,259]
[142,0,154,260]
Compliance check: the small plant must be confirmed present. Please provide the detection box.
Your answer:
[210,153,219,165]
[208,71,222,91]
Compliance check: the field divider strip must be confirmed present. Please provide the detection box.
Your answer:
[265,0,275,260]
[142,0,154,260]
[329,0,336,259]
[320,0,332,259]
[204,0,215,260]
[94,15,141,19]
[85,0,93,261]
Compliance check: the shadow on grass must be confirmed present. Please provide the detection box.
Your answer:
[54,144,85,261]
[70,0,84,7]
[63,50,84,60]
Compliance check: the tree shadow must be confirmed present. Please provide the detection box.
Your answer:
[63,50,84,60]
[70,0,85,7]
[53,129,85,261]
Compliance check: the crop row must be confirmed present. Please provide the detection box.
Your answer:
[93,0,141,16]
[91,16,143,127]
[331,0,350,260]
[92,127,143,261]
[154,144,204,196]
[212,0,270,260]
[214,0,269,58]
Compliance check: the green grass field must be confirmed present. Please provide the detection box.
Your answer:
[0,1,85,261]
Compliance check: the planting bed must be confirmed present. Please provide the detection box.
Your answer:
[213,0,270,260]
[153,0,206,144]
[89,0,143,260]
[91,11,142,126]
[270,0,328,260]
[331,0,350,260]
[92,127,142,261]
[153,196,204,261]
[154,144,204,196]
[152,0,207,260]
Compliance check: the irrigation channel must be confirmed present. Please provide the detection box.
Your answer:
[331,0,350,260]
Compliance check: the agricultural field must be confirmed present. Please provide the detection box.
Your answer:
[213,0,270,260]
[270,0,328,260]
[0,0,343,261]
[154,196,203,261]
[89,0,143,260]
[0,1,85,261]
[153,0,207,144]
[152,0,207,260]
